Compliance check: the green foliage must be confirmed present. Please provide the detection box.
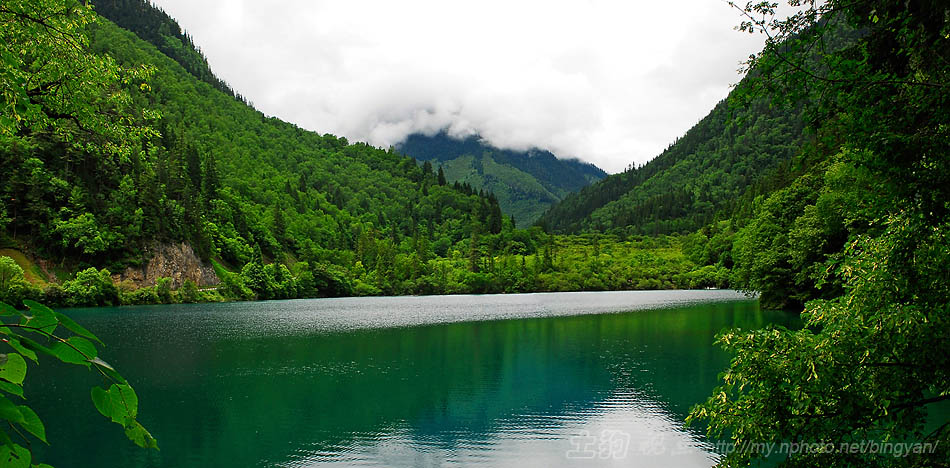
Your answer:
[53,213,120,255]
[0,301,157,465]
[538,93,804,235]
[688,2,950,467]
[61,268,119,307]
[0,257,42,308]
[0,258,24,292]
[154,277,173,304]
[180,279,199,303]
[692,214,950,467]
[0,0,156,156]
[92,0,242,100]
[0,4,519,295]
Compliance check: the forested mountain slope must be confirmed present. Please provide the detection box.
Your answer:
[93,0,242,100]
[537,91,805,235]
[397,132,606,226]
[0,2,507,299]
[1,0,736,307]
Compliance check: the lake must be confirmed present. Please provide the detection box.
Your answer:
[28,290,798,467]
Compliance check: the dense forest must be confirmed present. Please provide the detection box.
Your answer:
[536,91,806,235]
[90,0,243,101]
[398,131,606,226]
[0,0,715,309]
[682,2,948,467]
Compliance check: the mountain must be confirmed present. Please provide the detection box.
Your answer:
[536,95,806,235]
[0,0,510,300]
[397,132,606,226]
[0,0,731,307]
[92,0,244,101]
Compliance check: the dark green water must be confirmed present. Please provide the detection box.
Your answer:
[27,290,797,467]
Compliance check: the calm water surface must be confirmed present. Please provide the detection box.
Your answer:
[29,290,798,467]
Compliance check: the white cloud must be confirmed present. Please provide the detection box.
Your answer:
[150,0,770,173]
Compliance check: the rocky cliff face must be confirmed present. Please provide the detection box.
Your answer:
[112,242,219,288]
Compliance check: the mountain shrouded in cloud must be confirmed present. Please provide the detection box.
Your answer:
[147,0,772,173]
[397,131,607,226]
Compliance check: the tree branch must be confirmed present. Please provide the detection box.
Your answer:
[729,1,948,89]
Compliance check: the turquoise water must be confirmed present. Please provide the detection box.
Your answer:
[27,290,797,467]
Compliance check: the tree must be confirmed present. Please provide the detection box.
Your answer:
[437,166,447,186]
[272,205,287,245]
[180,279,199,303]
[62,268,119,307]
[0,301,158,466]
[689,2,950,467]
[53,213,119,256]
[488,197,503,234]
[0,257,25,292]
[201,152,220,201]
[468,232,481,273]
[0,0,156,155]
[185,144,202,189]
[155,277,174,304]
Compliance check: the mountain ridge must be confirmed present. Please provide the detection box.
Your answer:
[397,131,606,226]
[536,94,806,234]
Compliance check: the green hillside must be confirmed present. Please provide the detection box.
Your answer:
[0,0,717,306]
[0,1,508,301]
[536,95,805,235]
[92,0,243,100]
[397,132,606,226]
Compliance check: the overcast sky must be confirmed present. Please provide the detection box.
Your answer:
[150,0,770,173]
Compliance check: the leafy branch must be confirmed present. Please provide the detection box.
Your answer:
[0,301,157,467]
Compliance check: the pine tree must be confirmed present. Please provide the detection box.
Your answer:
[185,144,202,189]
[201,152,220,201]
[272,205,286,245]
[437,166,447,186]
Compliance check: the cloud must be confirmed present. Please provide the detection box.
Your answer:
[151,0,769,173]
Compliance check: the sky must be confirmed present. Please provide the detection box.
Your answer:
[150,0,771,173]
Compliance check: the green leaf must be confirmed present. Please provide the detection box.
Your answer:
[0,302,16,316]
[0,443,30,468]
[0,396,24,423]
[89,357,127,385]
[15,337,56,360]
[91,386,120,424]
[21,301,58,333]
[49,336,97,366]
[4,339,37,363]
[54,311,103,345]
[91,383,137,425]
[0,353,27,385]
[0,426,11,448]
[19,315,57,335]
[21,301,53,319]
[116,384,138,420]
[16,406,45,443]
[0,380,23,398]
[124,420,159,449]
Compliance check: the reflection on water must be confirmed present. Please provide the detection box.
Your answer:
[27,290,796,467]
